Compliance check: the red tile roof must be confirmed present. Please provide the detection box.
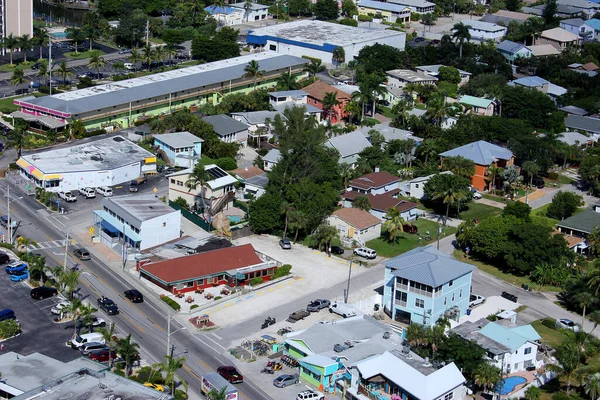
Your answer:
[331,208,381,230]
[582,62,599,72]
[303,81,352,102]
[230,166,265,180]
[141,244,263,284]
[350,171,401,191]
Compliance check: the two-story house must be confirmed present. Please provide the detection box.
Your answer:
[303,81,352,124]
[166,164,237,216]
[439,140,514,191]
[451,319,542,373]
[496,40,532,64]
[269,90,323,121]
[153,131,203,168]
[202,114,249,146]
[383,246,475,327]
[347,170,401,196]
[463,20,507,42]
[459,95,495,116]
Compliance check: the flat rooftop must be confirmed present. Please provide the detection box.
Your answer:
[19,136,154,174]
[247,20,404,48]
[386,69,438,83]
[17,53,308,116]
[104,195,178,224]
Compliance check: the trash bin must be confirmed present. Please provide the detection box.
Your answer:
[466,309,471,316]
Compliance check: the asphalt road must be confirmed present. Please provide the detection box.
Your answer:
[0,178,273,400]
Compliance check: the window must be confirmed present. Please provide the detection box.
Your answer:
[395,291,407,302]
[415,184,419,188]
[448,280,454,287]
[459,289,463,298]
[269,44,276,51]
[444,393,454,400]
[415,298,425,308]
[524,347,532,355]
[186,281,194,287]
[207,277,215,284]
[163,222,166,227]
[451,293,455,301]
[444,297,447,306]
[170,179,176,184]
[197,279,204,285]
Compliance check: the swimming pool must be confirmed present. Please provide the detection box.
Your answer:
[498,376,527,395]
[50,32,68,39]
[227,215,243,223]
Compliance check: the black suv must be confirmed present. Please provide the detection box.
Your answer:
[30,286,58,300]
[97,296,119,315]
[124,289,144,303]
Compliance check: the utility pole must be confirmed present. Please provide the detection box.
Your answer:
[7,184,11,244]
[63,229,69,271]
[145,20,150,46]
[48,39,52,96]
[345,257,354,303]
[166,308,171,356]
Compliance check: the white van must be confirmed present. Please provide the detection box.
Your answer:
[329,302,358,318]
[124,63,135,70]
[71,332,105,349]
[97,187,113,197]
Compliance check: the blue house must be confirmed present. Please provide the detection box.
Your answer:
[153,131,203,168]
[383,246,475,328]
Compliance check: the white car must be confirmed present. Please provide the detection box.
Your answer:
[96,187,113,197]
[297,390,325,400]
[472,192,483,200]
[555,318,580,332]
[469,294,486,307]
[353,247,377,259]
[78,188,96,199]
[51,300,72,315]
[329,302,357,318]
[58,191,77,202]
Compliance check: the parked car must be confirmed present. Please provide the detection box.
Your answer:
[306,299,330,312]
[0,309,16,322]
[5,261,27,274]
[129,180,139,192]
[217,366,244,384]
[87,348,116,362]
[96,186,113,197]
[77,315,106,329]
[143,383,167,392]
[97,296,119,315]
[469,294,486,308]
[297,390,325,400]
[329,302,357,318]
[330,246,344,255]
[0,252,11,265]
[402,224,418,234]
[58,191,77,202]
[73,248,91,261]
[71,332,105,349]
[472,192,483,200]
[534,178,545,189]
[353,247,377,259]
[124,63,135,70]
[273,374,299,388]
[80,341,108,355]
[30,286,58,300]
[10,270,29,282]
[118,48,131,54]
[78,188,96,198]
[51,300,72,315]
[29,81,41,89]
[556,318,580,332]
[124,289,144,303]
[279,239,291,249]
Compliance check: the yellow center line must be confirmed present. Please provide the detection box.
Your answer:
[118,311,145,334]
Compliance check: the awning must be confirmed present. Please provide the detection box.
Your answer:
[16,159,31,169]
[101,220,120,234]
[145,157,157,164]
[31,169,43,180]
[44,174,62,180]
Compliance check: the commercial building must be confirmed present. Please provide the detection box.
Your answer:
[140,244,278,294]
[383,246,475,327]
[204,5,244,25]
[387,0,436,13]
[357,0,411,23]
[153,131,203,167]
[14,53,309,130]
[202,114,249,145]
[16,136,156,192]
[93,195,181,251]
[1,0,33,56]
[246,20,406,66]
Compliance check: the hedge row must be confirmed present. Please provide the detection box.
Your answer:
[161,295,181,311]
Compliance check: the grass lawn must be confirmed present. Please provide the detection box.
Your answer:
[63,50,105,59]
[454,250,562,292]
[0,61,37,73]
[366,219,456,258]
[378,106,395,118]
[0,96,20,113]
[459,202,502,222]
[531,319,567,348]
[531,203,560,228]
[557,175,575,185]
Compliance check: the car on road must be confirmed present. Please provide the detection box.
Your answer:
[51,300,72,315]
[415,37,426,42]
[273,374,299,388]
[329,302,357,318]
[124,289,144,303]
[279,239,291,249]
[78,188,96,199]
[129,180,140,192]
[330,246,344,255]
[306,299,330,312]
[97,296,119,315]
[118,48,131,54]
[10,270,29,282]
[30,286,58,300]
[124,63,135,70]
[5,261,27,274]
[353,247,377,259]
[73,248,91,261]
[77,315,106,329]
[469,294,486,308]
[58,191,77,202]
[87,348,116,362]
[29,81,41,89]
[31,62,42,70]
[217,366,244,384]
[556,318,580,332]
[297,390,325,400]
[1,215,18,229]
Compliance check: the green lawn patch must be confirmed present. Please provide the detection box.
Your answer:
[0,61,36,73]
[557,174,575,185]
[63,50,106,59]
[0,96,20,113]
[198,155,215,166]
[366,219,456,258]
[454,250,562,292]
[458,202,502,222]
[378,106,395,118]
[481,194,506,203]
[531,319,567,348]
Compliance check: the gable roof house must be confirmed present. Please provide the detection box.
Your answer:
[202,114,249,146]
[356,124,424,145]
[440,140,514,191]
[153,131,203,168]
[585,18,600,40]
[325,130,372,167]
[463,20,507,42]
[348,171,401,195]
[328,208,382,244]
[496,40,533,63]
[560,18,595,41]
[539,27,582,49]
[459,95,496,116]
[262,148,282,172]
[509,76,568,100]
[386,69,438,88]
[357,0,412,23]
[565,115,600,138]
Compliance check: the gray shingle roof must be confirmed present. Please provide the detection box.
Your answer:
[559,105,589,116]
[561,17,586,27]
[557,209,600,234]
[263,148,281,163]
[496,40,529,55]
[557,131,591,146]
[439,140,513,166]
[386,246,475,287]
[326,130,372,158]
[202,114,249,137]
[565,115,600,134]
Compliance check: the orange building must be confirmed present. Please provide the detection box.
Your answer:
[439,140,514,191]
[303,81,351,124]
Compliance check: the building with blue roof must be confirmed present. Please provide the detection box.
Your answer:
[496,40,532,63]
[452,319,542,373]
[585,18,600,40]
[439,140,514,191]
[509,76,568,99]
[383,246,475,328]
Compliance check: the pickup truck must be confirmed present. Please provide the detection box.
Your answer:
[97,296,119,315]
[58,191,77,202]
[287,309,310,322]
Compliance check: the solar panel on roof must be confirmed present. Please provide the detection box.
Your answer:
[207,167,227,179]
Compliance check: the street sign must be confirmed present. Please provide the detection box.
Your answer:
[89,227,95,235]
[153,187,158,193]
[26,184,31,190]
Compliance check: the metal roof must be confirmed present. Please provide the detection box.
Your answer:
[496,40,529,55]
[439,140,513,166]
[386,246,475,287]
[585,18,600,30]
[557,131,592,146]
[263,148,282,163]
[415,64,471,76]
[561,17,586,27]
[464,20,507,32]
[20,53,309,116]
[269,90,308,97]
[230,2,270,10]
[565,115,600,133]
[459,95,494,109]
[202,114,249,137]
[326,130,372,158]
[103,195,178,226]
[559,105,589,116]
[231,110,282,125]
[153,131,203,149]
[358,0,411,12]
[479,322,540,352]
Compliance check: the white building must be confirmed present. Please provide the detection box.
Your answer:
[202,114,249,146]
[263,148,281,172]
[386,69,438,89]
[203,5,244,25]
[230,2,270,21]
[93,195,181,252]
[387,0,436,13]
[153,131,203,168]
[16,136,156,193]
[400,171,452,199]
[327,208,382,243]
[462,20,507,42]
[246,20,406,66]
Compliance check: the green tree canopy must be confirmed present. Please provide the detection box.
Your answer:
[546,190,583,220]
[314,0,339,20]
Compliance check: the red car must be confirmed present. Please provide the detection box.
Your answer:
[87,348,116,363]
[402,224,418,234]
[217,366,244,384]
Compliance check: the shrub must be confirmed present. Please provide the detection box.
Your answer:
[161,295,181,311]
[0,243,15,250]
[0,319,20,339]
[8,163,18,170]
[250,277,263,286]
[174,389,188,400]
[357,14,373,22]
[85,128,106,138]
[190,304,199,310]
[486,313,498,321]
[301,55,322,63]
[214,296,222,301]
[173,196,189,210]
[273,264,292,279]
[215,157,237,171]
[542,318,556,329]
[548,172,559,180]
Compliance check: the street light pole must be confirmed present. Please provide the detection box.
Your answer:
[7,184,11,244]
[345,257,354,304]
[63,229,69,271]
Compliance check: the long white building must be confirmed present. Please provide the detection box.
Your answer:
[17,136,156,192]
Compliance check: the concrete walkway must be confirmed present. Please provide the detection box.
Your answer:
[476,197,505,209]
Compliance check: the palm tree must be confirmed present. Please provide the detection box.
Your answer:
[56,61,73,84]
[353,196,371,211]
[4,33,18,65]
[344,100,361,125]
[303,59,325,82]
[289,210,308,242]
[58,269,81,300]
[361,73,387,117]
[383,207,406,245]
[391,99,412,129]
[142,45,156,71]
[28,256,47,284]
[98,322,117,367]
[243,0,254,22]
[332,46,345,65]
[575,292,597,333]
[79,303,98,333]
[116,334,140,376]
[588,228,600,256]
[11,118,28,159]
[432,185,465,223]
[276,72,298,91]
[585,372,600,400]
[161,355,186,395]
[113,61,125,74]
[501,165,523,197]
[548,340,581,395]
[486,165,504,194]
[322,91,340,123]
[524,386,542,400]
[207,387,228,400]
[65,28,86,54]
[244,60,264,90]
[473,363,502,397]
[313,224,340,256]
[82,10,102,51]
[452,22,471,58]
[10,66,25,87]
[33,29,48,60]
[521,161,540,188]
[65,298,82,336]
[37,62,49,86]
[588,267,600,295]
[154,46,166,66]
[164,45,177,62]
[426,94,452,126]
[185,163,210,215]
[280,201,294,239]
[18,35,33,63]
[129,48,142,71]
[351,90,369,121]
[88,50,107,79]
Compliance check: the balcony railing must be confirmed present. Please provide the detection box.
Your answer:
[394,299,407,307]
